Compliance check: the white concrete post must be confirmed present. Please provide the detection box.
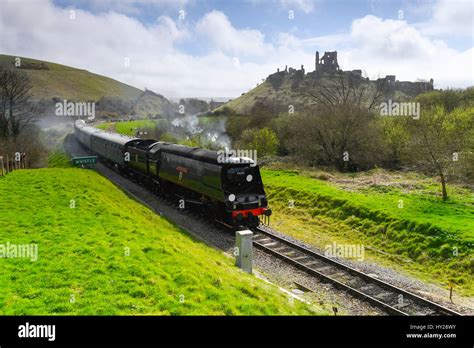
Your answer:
[235,230,253,274]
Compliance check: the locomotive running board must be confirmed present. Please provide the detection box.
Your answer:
[174,194,205,206]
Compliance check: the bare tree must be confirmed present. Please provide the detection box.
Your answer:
[299,71,388,111]
[285,105,386,170]
[0,65,36,140]
[285,72,388,170]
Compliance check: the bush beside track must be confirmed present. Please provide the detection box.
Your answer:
[0,168,322,315]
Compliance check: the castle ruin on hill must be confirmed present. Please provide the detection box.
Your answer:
[266,50,434,97]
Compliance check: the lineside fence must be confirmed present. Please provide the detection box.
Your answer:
[0,152,28,176]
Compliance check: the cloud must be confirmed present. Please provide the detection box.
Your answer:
[279,0,318,14]
[0,1,283,98]
[350,15,437,60]
[277,32,347,50]
[247,0,318,14]
[340,15,473,87]
[429,0,474,36]
[196,10,273,58]
[0,0,471,99]
[72,0,192,16]
[278,15,473,88]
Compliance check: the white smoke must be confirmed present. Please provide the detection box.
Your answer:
[171,112,230,147]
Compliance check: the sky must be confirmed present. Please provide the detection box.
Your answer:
[0,0,473,98]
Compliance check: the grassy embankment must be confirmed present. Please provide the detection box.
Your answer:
[0,168,324,315]
[261,167,474,296]
[47,145,74,168]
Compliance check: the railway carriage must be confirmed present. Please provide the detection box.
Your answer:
[74,120,139,167]
[74,120,100,149]
[91,131,138,167]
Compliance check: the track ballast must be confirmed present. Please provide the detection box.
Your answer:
[253,225,462,316]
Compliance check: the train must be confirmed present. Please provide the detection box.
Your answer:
[73,120,271,227]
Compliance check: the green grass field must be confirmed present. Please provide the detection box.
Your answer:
[97,120,162,136]
[97,117,227,149]
[0,168,323,315]
[98,117,226,137]
[261,168,474,296]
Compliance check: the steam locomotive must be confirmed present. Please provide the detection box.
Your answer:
[74,120,271,227]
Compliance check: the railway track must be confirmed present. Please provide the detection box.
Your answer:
[253,225,462,316]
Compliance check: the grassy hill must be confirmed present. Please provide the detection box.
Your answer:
[0,168,322,315]
[214,80,295,115]
[215,72,414,116]
[133,90,174,118]
[261,166,474,296]
[0,54,143,101]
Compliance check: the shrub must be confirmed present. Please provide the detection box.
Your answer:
[236,127,279,158]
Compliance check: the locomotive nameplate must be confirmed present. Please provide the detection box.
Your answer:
[72,156,98,165]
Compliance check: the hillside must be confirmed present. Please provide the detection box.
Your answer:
[217,81,292,115]
[133,89,174,118]
[215,69,424,116]
[0,168,321,315]
[0,54,143,101]
[0,54,177,118]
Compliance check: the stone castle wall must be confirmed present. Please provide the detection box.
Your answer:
[266,51,433,97]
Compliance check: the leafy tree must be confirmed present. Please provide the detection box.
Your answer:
[403,105,474,200]
[248,101,275,129]
[236,127,279,158]
[415,89,467,113]
[226,114,251,143]
[379,116,410,168]
[225,102,277,144]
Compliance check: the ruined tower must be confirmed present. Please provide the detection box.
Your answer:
[315,51,340,73]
